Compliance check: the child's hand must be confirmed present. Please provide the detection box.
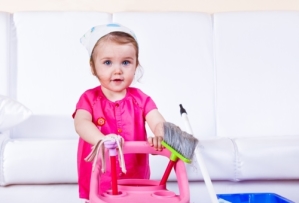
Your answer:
[147,136,164,151]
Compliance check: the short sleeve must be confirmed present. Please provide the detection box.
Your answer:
[128,88,158,117]
[72,91,94,118]
[143,96,157,116]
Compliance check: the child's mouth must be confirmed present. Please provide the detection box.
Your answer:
[112,79,124,83]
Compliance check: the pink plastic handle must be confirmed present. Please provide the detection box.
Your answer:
[122,141,171,157]
[104,140,117,156]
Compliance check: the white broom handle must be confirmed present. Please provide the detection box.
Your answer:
[181,112,219,203]
[181,113,193,135]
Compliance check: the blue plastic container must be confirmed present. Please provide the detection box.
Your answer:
[217,193,295,203]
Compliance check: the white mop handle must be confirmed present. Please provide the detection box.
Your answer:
[181,113,193,135]
[194,149,219,203]
[181,112,218,203]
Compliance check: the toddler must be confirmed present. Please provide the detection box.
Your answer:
[73,23,166,201]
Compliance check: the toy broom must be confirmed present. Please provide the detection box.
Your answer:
[159,121,198,185]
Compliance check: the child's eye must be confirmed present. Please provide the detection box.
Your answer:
[122,60,131,66]
[104,60,111,65]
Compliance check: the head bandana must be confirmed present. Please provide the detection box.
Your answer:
[80,23,137,56]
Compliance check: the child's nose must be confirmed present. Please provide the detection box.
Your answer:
[113,65,122,74]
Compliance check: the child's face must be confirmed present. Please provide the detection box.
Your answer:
[91,40,137,99]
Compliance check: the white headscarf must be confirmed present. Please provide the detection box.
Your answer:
[80,23,137,56]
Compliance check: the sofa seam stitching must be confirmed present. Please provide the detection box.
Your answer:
[229,138,240,181]
[0,133,10,186]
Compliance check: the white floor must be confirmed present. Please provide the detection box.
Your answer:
[0,180,297,203]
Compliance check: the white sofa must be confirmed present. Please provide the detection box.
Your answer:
[0,11,299,203]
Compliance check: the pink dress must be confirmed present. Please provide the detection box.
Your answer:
[73,86,157,200]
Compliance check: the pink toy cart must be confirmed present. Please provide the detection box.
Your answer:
[89,141,190,203]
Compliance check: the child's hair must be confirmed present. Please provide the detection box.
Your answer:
[90,31,143,81]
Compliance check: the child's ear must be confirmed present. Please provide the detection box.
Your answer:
[90,60,95,75]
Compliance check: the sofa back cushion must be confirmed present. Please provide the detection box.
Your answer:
[214,11,299,137]
[10,12,111,138]
[113,12,216,138]
[0,12,11,96]
[13,11,111,116]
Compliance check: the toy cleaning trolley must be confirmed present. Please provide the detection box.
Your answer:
[89,141,190,203]
[87,104,295,203]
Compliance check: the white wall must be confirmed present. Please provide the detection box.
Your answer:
[0,0,299,13]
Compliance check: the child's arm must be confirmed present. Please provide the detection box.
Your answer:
[74,109,105,145]
[146,109,166,151]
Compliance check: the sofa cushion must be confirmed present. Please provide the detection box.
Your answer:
[184,137,236,181]
[234,135,299,180]
[0,95,32,132]
[11,115,77,139]
[214,11,299,138]
[1,138,78,186]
